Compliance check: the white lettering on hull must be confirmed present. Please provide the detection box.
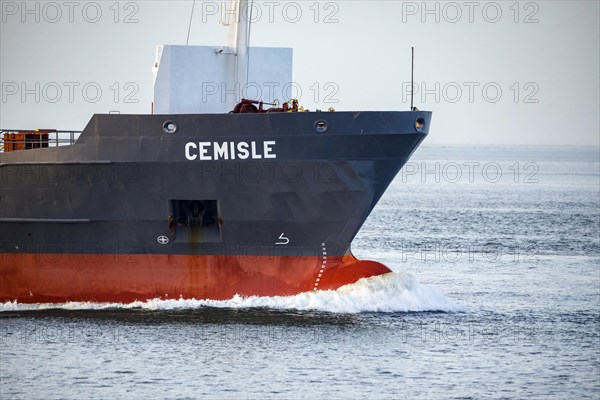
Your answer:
[185,141,276,161]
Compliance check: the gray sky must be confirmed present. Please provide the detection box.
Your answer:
[1,0,598,146]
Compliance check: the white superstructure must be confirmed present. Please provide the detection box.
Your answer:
[152,0,293,114]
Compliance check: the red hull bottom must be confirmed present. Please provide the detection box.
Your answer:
[0,251,392,304]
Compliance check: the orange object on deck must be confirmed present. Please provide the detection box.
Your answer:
[2,130,53,152]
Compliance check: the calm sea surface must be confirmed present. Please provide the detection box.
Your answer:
[1,145,599,399]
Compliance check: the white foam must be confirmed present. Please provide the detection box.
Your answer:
[0,272,466,313]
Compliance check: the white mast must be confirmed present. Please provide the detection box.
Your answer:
[223,0,250,90]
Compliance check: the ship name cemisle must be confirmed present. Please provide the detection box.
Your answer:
[185,141,277,161]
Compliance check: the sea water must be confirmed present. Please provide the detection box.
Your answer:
[1,145,598,399]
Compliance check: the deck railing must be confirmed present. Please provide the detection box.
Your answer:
[0,130,82,153]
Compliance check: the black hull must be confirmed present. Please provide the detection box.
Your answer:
[1,111,430,258]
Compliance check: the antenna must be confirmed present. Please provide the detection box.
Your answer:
[246,0,254,85]
[411,46,414,111]
[186,0,196,45]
